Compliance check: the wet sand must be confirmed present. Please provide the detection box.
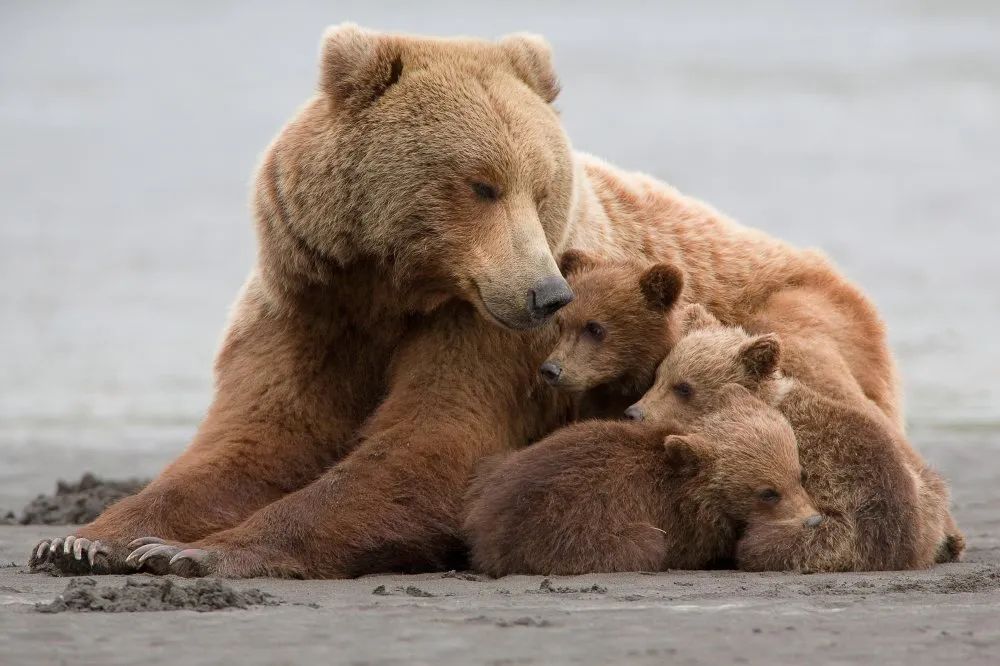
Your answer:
[2,526,999,665]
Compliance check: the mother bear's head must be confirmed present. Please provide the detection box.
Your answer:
[255,24,576,329]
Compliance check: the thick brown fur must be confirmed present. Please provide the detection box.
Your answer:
[33,25,904,578]
[542,251,685,417]
[632,306,963,571]
[464,386,815,576]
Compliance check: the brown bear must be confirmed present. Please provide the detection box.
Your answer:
[539,250,685,419]
[464,384,817,576]
[628,305,963,571]
[32,25,904,579]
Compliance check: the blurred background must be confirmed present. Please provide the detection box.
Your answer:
[1,1,998,513]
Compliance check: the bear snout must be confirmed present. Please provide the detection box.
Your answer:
[624,405,645,422]
[528,276,574,321]
[803,514,824,528]
[539,360,563,384]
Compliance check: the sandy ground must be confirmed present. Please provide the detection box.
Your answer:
[1,526,999,665]
[2,1,999,664]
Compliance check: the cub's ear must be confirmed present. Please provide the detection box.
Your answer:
[559,249,599,277]
[680,303,721,334]
[738,333,782,381]
[499,33,560,103]
[640,264,684,311]
[319,23,405,111]
[662,434,706,477]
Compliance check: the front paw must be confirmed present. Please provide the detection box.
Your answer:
[29,535,117,575]
[125,537,217,577]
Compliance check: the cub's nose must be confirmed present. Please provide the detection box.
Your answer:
[529,276,574,320]
[804,514,824,528]
[539,361,562,385]
[624,405,644,422]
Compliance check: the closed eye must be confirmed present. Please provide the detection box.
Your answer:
[757,488,781,504]
[673,382,694,400]
[584,321,606,342]
[471,182,500,201]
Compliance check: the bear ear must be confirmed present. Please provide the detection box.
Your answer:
[319,23,405,112]
[559,249,599,277]
[499,33,561,104]
[662,434,707,477]
[738,333,782,382]
[681,303,721,335]
[640,264,684,312]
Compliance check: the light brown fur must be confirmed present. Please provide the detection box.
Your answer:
[464,386,814,576]
[33,25,904,578]
[632,306,963,571]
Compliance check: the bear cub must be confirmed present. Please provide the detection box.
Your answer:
[463,384,818,576]
[540,250,685,418]
[629,304,963,571]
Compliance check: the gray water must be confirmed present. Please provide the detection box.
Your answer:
[1,1,998,511]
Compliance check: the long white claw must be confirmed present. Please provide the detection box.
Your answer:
[87,540,101,566]
[126,543,163,567]
[63,535,77,555]
[127,536,166,549]
[34,541,49,562]
[49,537,64,556]
[137,544,179,566]
[72,538,88,561]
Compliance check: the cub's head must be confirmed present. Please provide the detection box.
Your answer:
[257,24,576,329]
[539,250,685,394]
[661,384,816,525]
[626,304,781,425]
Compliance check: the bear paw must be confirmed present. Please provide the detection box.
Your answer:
[30,535,115,575]
[125,537,217,577]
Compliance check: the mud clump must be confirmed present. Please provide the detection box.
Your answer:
[372,584,437,597]
[36,577,278,613]
[15,473,148,525]
[532,578,607,594]
[441,570,485,582]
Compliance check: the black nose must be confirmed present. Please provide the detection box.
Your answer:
[540,361,562,384]
[529,276,574,320]
[624,405,644,422]
[804,514,824,528]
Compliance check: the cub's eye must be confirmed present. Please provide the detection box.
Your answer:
[757,488,781,504]
[584,321,606,342]
[672,382,694,400]
[471,182,500,201]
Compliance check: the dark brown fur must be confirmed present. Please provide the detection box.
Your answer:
[543,251,685,417]
[634,306,962,571]
[464,386,815,576]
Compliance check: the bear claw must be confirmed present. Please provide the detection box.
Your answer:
[29,535,109,572]
[168,549,213,577]
[126,542,183,572]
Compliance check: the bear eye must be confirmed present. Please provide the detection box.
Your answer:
[673,382,694,401]
[584,321,606,342]
[757,488,781,504]
[471,182,500,201]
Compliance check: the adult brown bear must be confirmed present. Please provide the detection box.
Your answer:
[31,24,901,578]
